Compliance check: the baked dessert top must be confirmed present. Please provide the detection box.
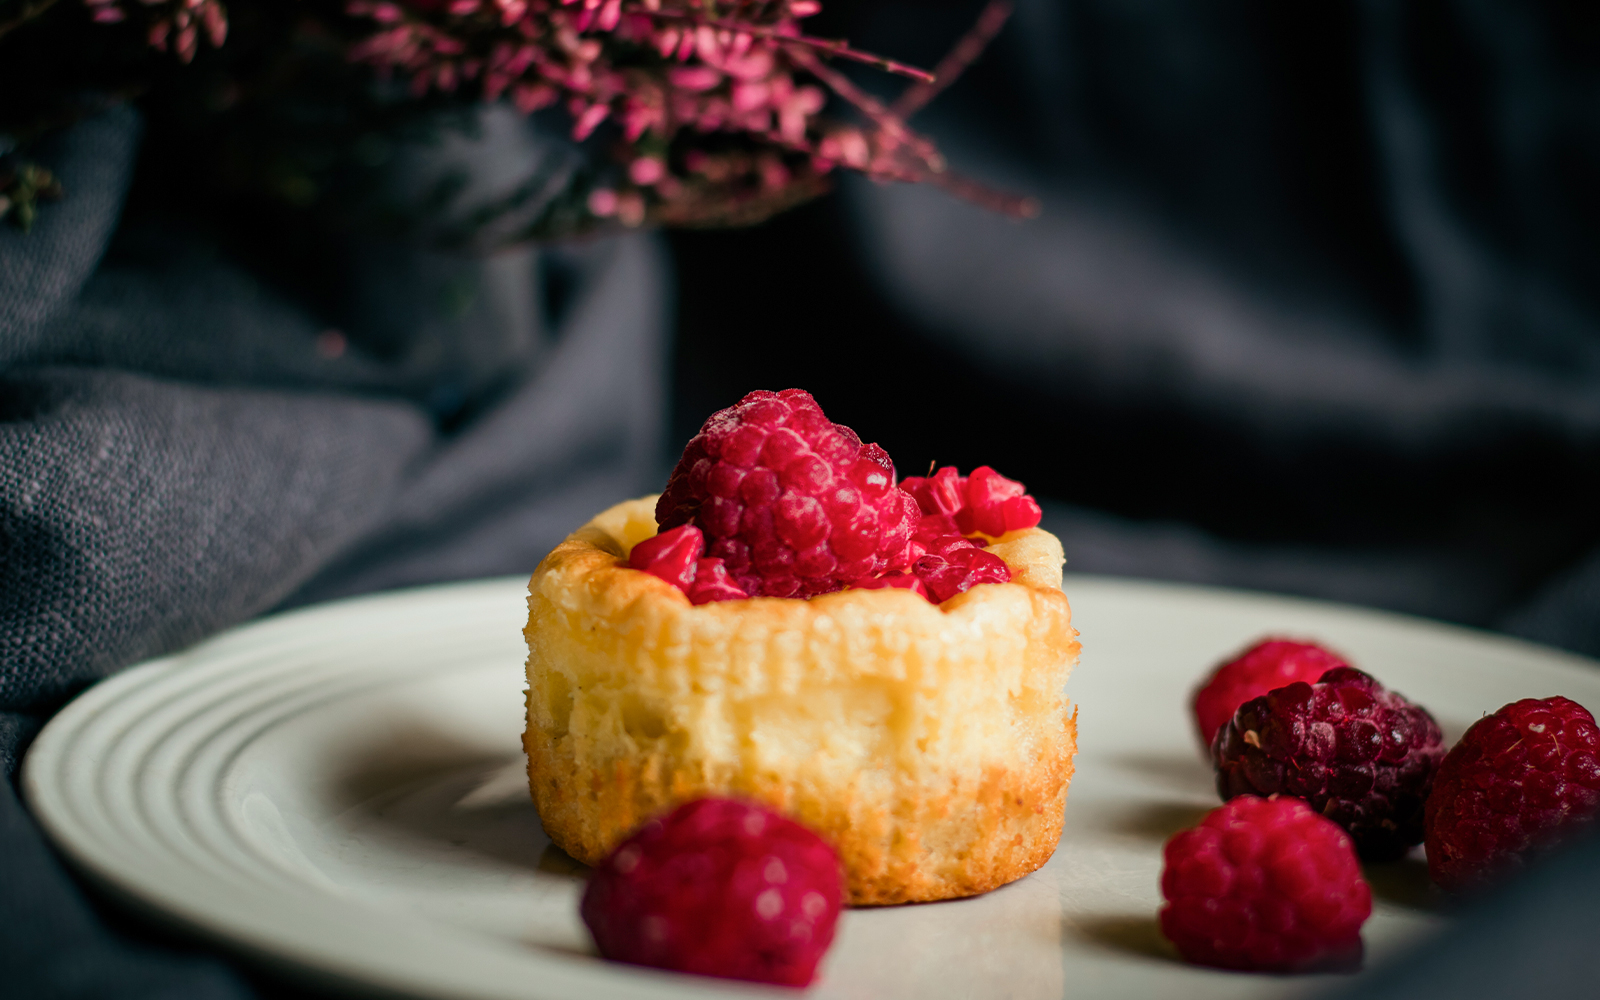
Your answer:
[531,496,1072,711]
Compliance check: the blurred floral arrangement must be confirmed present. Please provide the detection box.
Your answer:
[0,0,1030,240]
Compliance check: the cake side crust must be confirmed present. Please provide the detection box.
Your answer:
[524,706,1076,905]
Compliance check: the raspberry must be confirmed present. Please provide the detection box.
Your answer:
[684,557,749,605]
[629,524,705,591]
[580,798,844,986]
[1192,639,1351,751]
[1423,696,1600,892]
[900,465,1043,538]
[628,527,749,604]
[897,465,1038,600]
[848,571,930,600]
[913,546,1011,603]
[902,466,966,519]
[1160,795,1371,972]
[657,390,920,599]
[1213,667,1446,860]
[898,513,1012,602]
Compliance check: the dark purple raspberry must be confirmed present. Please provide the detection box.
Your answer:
[1424,696,1600,892]
[580,798,844,986]
[657,389,919,598]
[1212,667,1446,861]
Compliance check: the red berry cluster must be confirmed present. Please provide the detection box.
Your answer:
[581,798,844,987]
[899,464,1043,538]
[642,390,1043,605]
[895,464,1043,602]
[1160,795,1370,972]
[906,530,1011,603]
[1167,648,1388,972]
[1188,637,1600,912]
[847,570,930,600]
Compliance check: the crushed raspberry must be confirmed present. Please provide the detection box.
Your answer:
[629,524,705,590]
[685,557,749,605]
[1424,696,1600,892]
[902,466,965,519]
[1192,639,1351,751]
[848,571,931,600]
[1213,667,1446,860]
[628,527,747,604]
[1160,795,1371,972]
[897,511,1013,603]
[656,389,920,599]
[580,798,844,986]
[914,547,1011,603]
[912,511,960,541]
[900,464,1043,538]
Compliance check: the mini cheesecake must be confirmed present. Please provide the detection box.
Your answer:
[524,496,1079,905]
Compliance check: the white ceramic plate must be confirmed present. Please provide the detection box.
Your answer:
[24,575,1600,1000]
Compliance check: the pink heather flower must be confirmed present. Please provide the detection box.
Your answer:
[667,65,723,93]
[84,0,228,61]
[334,1,1034,227]
[571,101,610,139]
[614,190,646,226]
[80,0,1027,235]
[628,157,666,185]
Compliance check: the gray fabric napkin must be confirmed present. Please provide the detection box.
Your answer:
[2,101,667,998]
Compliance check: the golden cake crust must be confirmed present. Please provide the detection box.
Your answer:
[524,496,1079,905]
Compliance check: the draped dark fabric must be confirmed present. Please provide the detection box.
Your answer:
[677,0,1600,655]
[850,4,1600,996]
[669,5,1600,995]
[1,102,668,997]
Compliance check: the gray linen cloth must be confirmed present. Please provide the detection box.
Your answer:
[1,102,667,998]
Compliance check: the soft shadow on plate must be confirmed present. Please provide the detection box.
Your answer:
[328,718,562,874]
[329,718,506,803]
[1105,750,1216,796]
[1070,914,1174,963]
[824,873,1066,1000]
[1073,916,1367,975]
[539,843,589,877]
[1107,800,1215,842]
[1364,851,1446,913]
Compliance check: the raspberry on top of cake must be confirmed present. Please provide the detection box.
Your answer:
[655,389,921,599]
